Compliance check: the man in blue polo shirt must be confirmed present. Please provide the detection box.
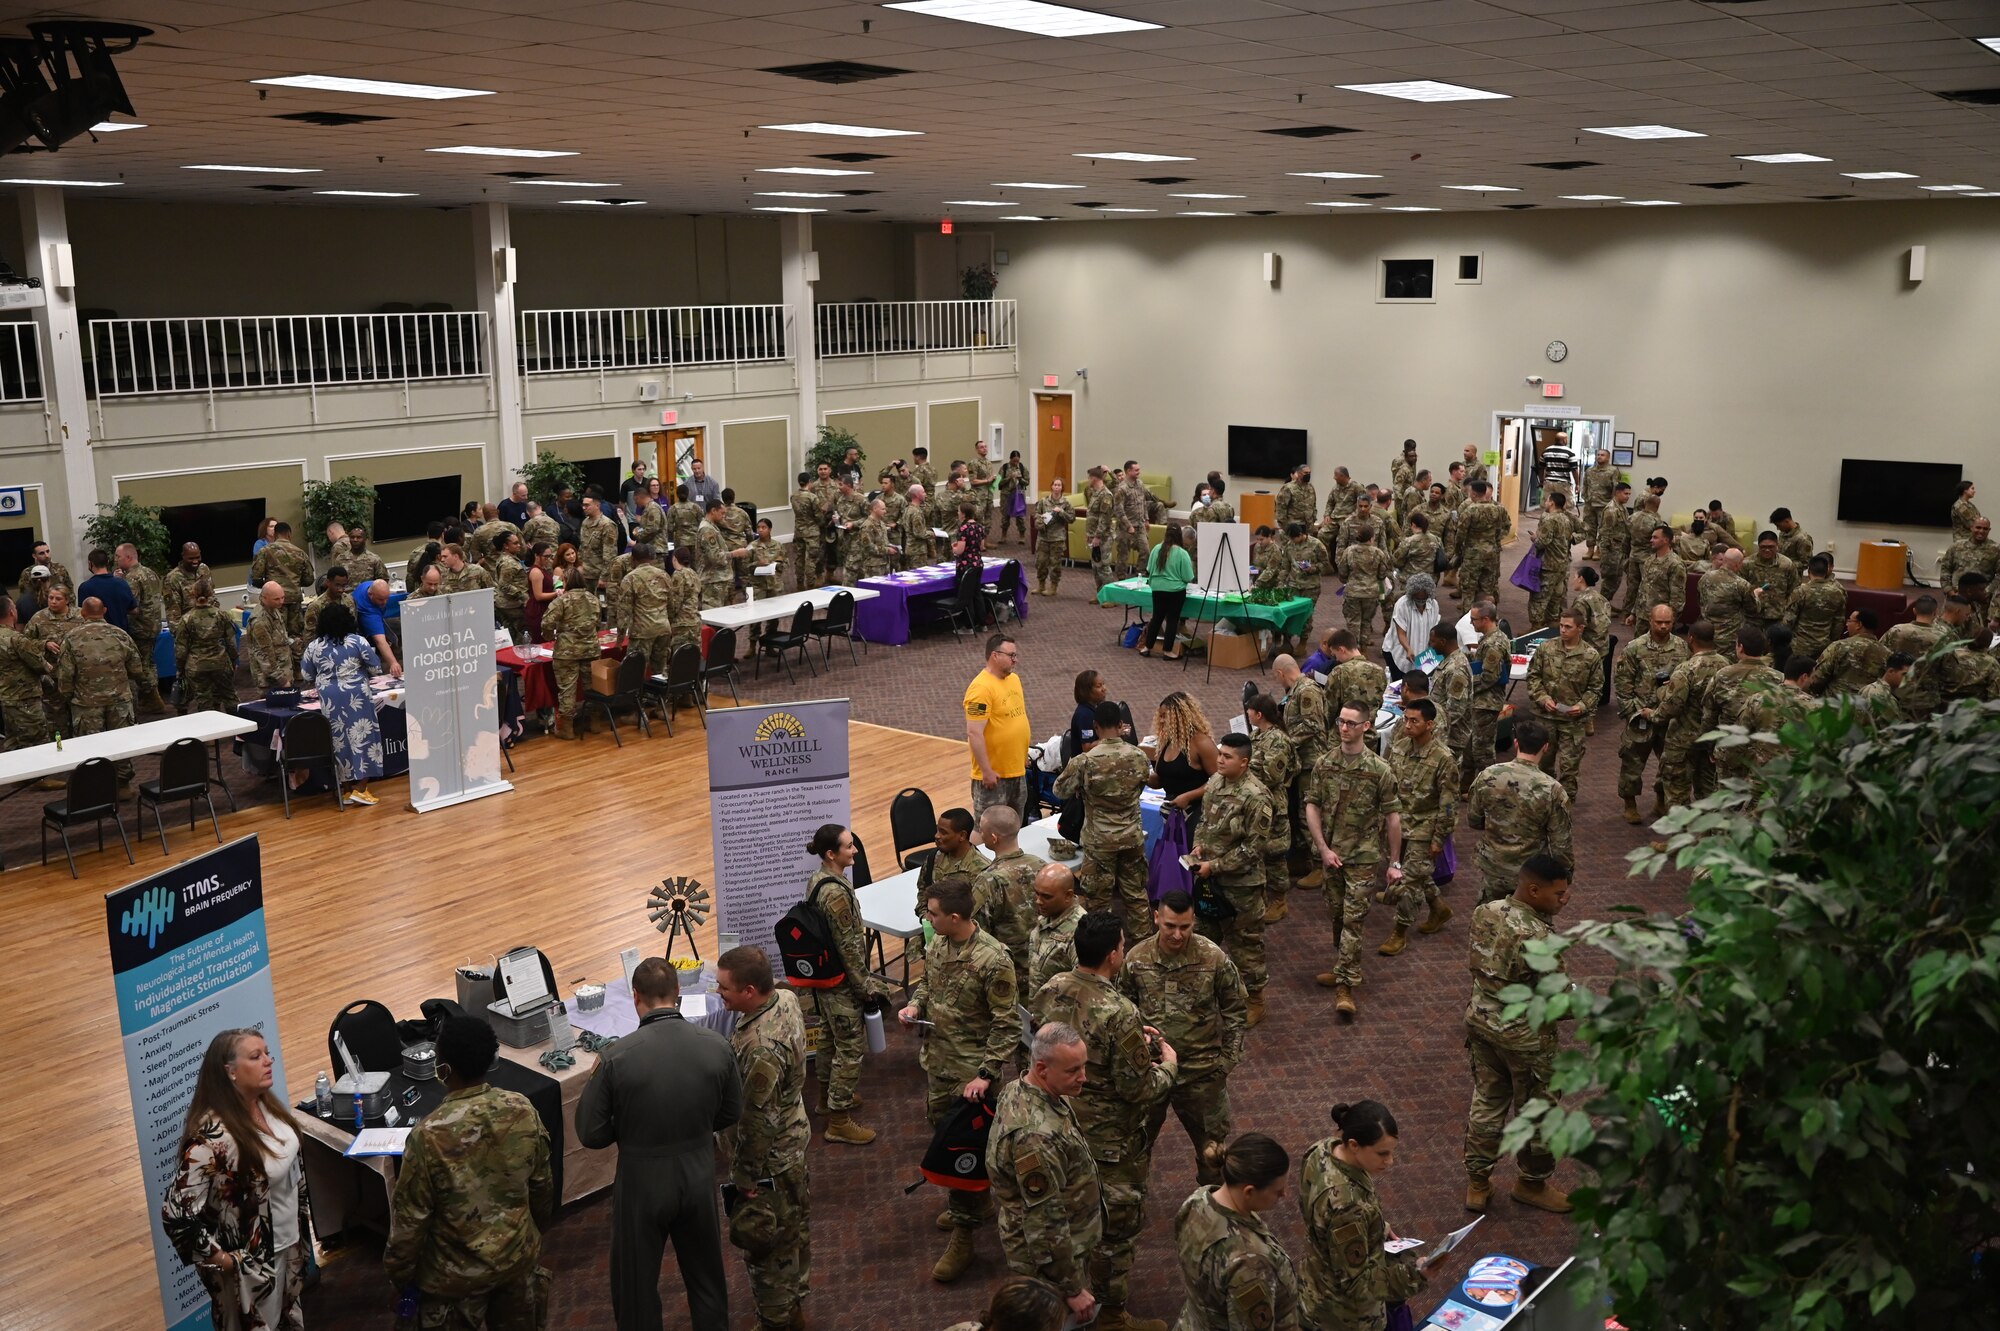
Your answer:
[352,578,403,676]
[76,547,137,634]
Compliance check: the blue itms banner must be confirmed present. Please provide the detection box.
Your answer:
[106,835,281,1331]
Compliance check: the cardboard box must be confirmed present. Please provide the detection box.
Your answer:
[589,657,620,695]
[1208,632,1263,670]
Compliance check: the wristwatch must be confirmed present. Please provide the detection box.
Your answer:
[977,1067,997,1082]
[1389,860,1403,871]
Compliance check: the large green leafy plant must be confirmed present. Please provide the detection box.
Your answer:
[805,423,861,475]
[80,496,171,570]
[1501,696,2000,1329]
[300,476,376,554]
[516,449,584,505]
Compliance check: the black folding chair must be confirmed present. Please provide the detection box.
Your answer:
[584,651,653,746]
[757,603,818,685]
[277,710,343,818]
[136,736,222,855]
[647,643,707,735]
[42,756,133,877]
[809,589,863,668]
[942,565,988,637]
[328,999,403,1074]
[700,627,743,707]
[981,560,1024,625]
[890,787,938,868]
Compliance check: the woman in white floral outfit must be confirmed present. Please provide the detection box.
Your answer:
[299,598,385,806]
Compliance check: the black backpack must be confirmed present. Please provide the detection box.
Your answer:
[916,1094,995,1193]
[775,878,847,990]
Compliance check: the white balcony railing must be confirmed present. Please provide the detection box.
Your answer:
[816,299,1017,358]
[87,311,489,398]
[520,305,790,374]
[0,322,43,404]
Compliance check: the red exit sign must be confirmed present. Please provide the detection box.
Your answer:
[1043,374,1060,387]
[1541,383,1565,398]
[661,409,679,425]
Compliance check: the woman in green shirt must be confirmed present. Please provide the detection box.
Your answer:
[1140,522,1196,659]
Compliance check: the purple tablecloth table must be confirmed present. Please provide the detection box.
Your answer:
[854,557,1029,645]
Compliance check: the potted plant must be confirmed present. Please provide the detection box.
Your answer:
[300,475,376,555]
[961,265,999,345]
[80,496,171,571]
[517,449,586,506]
[806,424,862,476]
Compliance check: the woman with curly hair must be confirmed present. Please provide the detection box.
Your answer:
[1149,690,1219,833]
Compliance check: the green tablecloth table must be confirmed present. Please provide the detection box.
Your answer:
[1096,579,1315,639]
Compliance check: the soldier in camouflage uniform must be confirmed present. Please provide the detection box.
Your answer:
[1300,1105,1428,1331]
[845,499,899,584]
[1245,696,1297,936]
[1951,481,1981,541]
[1335,494,1394,566]
[1568,565,1612,665]
[161,544,212,626]
[1939,518,1997,596]
[744,520,786,604]
[1629,524,1685,630]
[1337,533,1392,645]
[57,598,149,785]
[1319,467,1359,565]
[1055,709,1155,942]
[1653,620,1727,812]
[1524,610,1602,802]
[1616,498,1665,619]
[612,544,675,677]
[1696,548,1758,656]
[803,826,879,1145]
[1526,494,1576,629]
[1029,863,1087,994]
[15,543,72,616]
[656,549,699,655]
[1033,481,1076,596]
[1084,470,1117,590]
[1934,632,2000,703]
[384,1017,553,1331]
[331,524,389,585]
[1454,481,1511,609]
[1121,894,1246,1179]
[826,480,869,581]
[1466,719,1573,905]
[1304,703,1402,1015]
[1174,1142,1301,1331]
[1032,911,1178,1331]
[696,500,747,608]
[0,595,51,750]
[299,570,351,648]
[974,805,1047,997]
[248,524,313,636]
[1784,553,1848,664]
[1742,531,1799,629]
[520,503,562,551]
[1321,635,1386,748]
[1427,624,1474,755]
[1702,627,1786,781]
[1392,512,1440,591]
[969,445,998,533]
[1466,603,1511,793]
[1809,609,1889,697]
[718,489,754,587]
[1279,524,1331,648]
[787,473,825,591]
[714,950,812,1331]
[115,543,168,713]
[1881,599,1947,719]
[913,810,985,967]
[901,878,1020,1281]
[1384,700,1455,954]
[1275,464,1317,535]
[174,580,239,717]
[1772,508,1814,566]
[1582,450,1618,555]
[576,495,620,590]
[1464,856,1575,1214]
[1614,604,1689,823]
[1594,481,1632,606]
[629,490,667,550]
[898,485,939,571]
[492,532,531,643]
[1188,736,1274,1001]
[987,1023,1102,1322]
[540,575,600,739]
[1111,462,1152,579]
[244,582,295,690]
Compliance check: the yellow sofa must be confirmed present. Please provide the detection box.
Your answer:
[1669,511,1758,545]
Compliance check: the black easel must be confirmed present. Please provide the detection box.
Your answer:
[1193,527,1261,684]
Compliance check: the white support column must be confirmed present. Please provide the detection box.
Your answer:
[19,187,99,561]
[780,214,819,467]
[473,202,525,489]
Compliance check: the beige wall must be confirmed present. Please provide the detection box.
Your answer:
[322,443,489,545]
[718,417,791,511]
[116,461,308,587]
[991,200,2000,566]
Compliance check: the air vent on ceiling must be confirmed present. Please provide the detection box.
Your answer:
[1935,87,2000,105]
[250,184,307,191]
[1260,125,1356,138]
[1528,160,1599,170]
[597,198,642,205]
[844,207,878,213]
[1072,201,1107,208]
[493,171,554,180]
[1691,181,1746,189]
[1246,209,1278,216]
[764,60,909,85]
[838,189,880,196]
[273,110,391,126]
[815,152,889,162]
[1351,192,1391,199]
[1135,176,1190,185]
[1808,194,1854,200]
[1499,203,1538,209]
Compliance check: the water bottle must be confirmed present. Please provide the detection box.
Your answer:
[864,1008,886,1054]
[353,1087,366,1130]
[314,1072,332,1119]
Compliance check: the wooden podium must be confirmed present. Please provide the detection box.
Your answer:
[1239,490,1276,531]
[1854,540,1905,591]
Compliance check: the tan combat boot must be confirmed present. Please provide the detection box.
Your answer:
[823,1112,876,1146]
[1466,1176,1492,1212]
[1334,983,1357,1017]
[1315,970,1342,989]
[1419,902,1454,935]
[1099,1306,1168,1331]
[1512,1179,1574,1213]
[1650,794,1667,820]
[1246,991,1266,1028]
[931,1227,974,1283]
[1297,867,1325,890]
[554,712,576,741]
[1622,797,1642,825]
[1262,895,1288,924]
[1377,925,1409,957]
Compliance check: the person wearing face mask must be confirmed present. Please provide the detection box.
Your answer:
[1275,462,1317,534]
[1299,1099,1437,1331]
[1173,1133,1300,1331]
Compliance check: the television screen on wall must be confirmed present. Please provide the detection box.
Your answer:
[1836,458,1961,529]
[160,498,267,565]
[372,475,462,543]
[576,456,623,501]
[1228,425,1308,480]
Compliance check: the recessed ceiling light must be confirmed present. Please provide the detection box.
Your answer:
[90,121,144,132]
[183,164,323,174]
[1338,81,1508,103]
[1179,211,1235,216]
[1623,199,1681,206]
[1170,193,1244,199]
[759,167,873,177]
[513,179,623,187]
[1309,201,1372,207]
[993,182,1084,190]
[1921,184,1982,191]
[1287,171,1382,180]
[1735,153,1830,164]
[429,146,578,158]
[1074,151,1195,163]
[884,0,1161,37]
[1560,194,1623,201]
[944,200,1019,206]
[0,178,121,187]
[761,122,921,138]
[1093,206,1155,212]
[1582,125,1705,140]
[999,215,1054,221]
[314,190,418,197]
[1384,205,1441,212]
[1841,171,1918,181]
[1442,184,1518,192]
[756,191,845,199]
[253,74,494,100]
[754,206,828,213]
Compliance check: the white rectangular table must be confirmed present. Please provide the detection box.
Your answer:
[699,584,880,632]
[0,710,255,804]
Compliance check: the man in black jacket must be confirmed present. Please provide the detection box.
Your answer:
[578,957,744,1331]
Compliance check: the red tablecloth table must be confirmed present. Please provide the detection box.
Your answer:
[498,632,626,712]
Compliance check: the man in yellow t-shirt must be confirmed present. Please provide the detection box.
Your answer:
[964,631,1031,820]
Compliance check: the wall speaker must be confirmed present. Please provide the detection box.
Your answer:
[1907,245,1926,283]
[1262,251,1279,285]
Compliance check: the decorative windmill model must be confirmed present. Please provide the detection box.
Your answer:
[647,876,712,960]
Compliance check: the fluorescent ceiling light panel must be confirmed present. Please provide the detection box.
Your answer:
[1179,211,1234,216]
[1841,171,1917,180]
[1734,153,1830,164]
[314,190,418,197]
[1977,37,2000,54]
[999,215,1052,220]
[558,199,645,206]
[760,122,921,138]
[513,179,623,187]
[759,167,872,176]
[754,206,828,213]
[1384,205,1440,211]
[1337,81,1508,103]
[1073,151,1194,162]
[1921,184,1981,191]
[1560,194,1622,200]
[1287,171,1381,180]
[884,0,1161,37]
[183,164,322,174]
[253,74,494,100]
[1442,184,1518,191]
[90,121,144,132]
[1171,192,1243,199]
[0,177,120,187]
[429,146,578,158]
[1582,125,1704,140]
[1309,201,1372,207]
[944,199,1018,206]
[993,182,1083,189]
[1623,199,1681,206]
[1963,192,2000,197]
[756,191,845,198]
[1093,206,1155,212]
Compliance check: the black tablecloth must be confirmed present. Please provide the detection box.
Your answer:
[238,698,410,785]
